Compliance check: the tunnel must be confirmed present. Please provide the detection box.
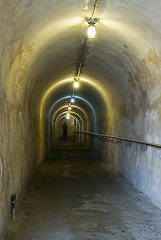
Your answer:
[1,0,161,239]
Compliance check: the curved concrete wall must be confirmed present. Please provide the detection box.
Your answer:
[1,0,161,239]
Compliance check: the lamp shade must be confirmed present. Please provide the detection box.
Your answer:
[71,97,75,103]
[74,81,79,88]
[88,25,96,38]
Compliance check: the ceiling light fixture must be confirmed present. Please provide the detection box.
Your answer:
[70,90,75,103]
[68,102,72,110]
[71,96,75,103]
[73,77,80,88]
[87,0,98,38]
[87,19,96,38]
[66,111,70,119]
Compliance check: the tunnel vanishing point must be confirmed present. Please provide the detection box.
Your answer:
[1,0,161,239]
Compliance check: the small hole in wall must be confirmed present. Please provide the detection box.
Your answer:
[124,44,128,48]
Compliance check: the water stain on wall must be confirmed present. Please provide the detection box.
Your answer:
[14,43,33,88]
[24,0,34,8]
[147,49,161,67]
[142,49,161,86]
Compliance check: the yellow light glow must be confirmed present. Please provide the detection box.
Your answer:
[101,19,151,54]
[31,17,83,57]
[68,106,72,111]
[67,112,70,116]
[88,25,96,38]
[74,81,79,88]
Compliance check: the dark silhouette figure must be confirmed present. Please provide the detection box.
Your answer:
[62,122,68,140]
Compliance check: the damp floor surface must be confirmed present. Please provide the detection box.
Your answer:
[5,150,161,240]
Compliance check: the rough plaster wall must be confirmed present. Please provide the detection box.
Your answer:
[96,49,161,209]
[0,3,40,240]
[0,100,39,240]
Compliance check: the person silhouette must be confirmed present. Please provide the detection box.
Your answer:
[62,122,68,140]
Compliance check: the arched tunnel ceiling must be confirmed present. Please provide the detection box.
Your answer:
[45,80,107,113]
[2,0,161,121]
[52,105,88,123]
[49,97,93,123]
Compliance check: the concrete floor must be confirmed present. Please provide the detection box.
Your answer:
[5,150,161,240]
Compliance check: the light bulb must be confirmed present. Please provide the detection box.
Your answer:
[88,25,96,38]
[68,106,72,111]
[71,97,75,103]
[74,81,79,88]
[66,115,70,119]
[67,112,70,116]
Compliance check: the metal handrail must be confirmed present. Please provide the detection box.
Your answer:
[78,131,161,149]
